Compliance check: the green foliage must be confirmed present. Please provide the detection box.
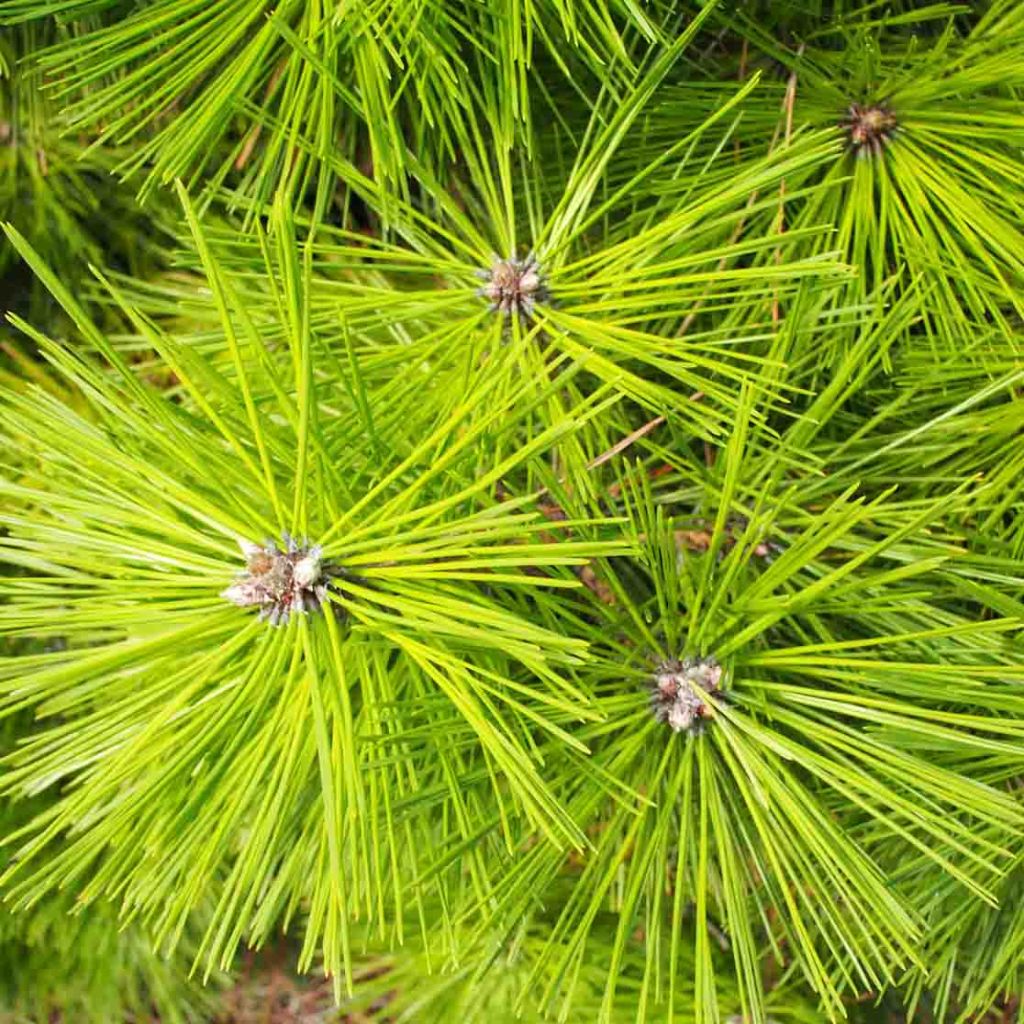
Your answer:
[0,203,635,989]
[0,886,220,1024]
[337,915,826,1024]
[657,0,1024,343]
[1,2,1024,1023]
[0,719,224,1024]
[0,0,668,205]
[0,23,177,330]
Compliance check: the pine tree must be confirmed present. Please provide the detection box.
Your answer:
[1,2,1023,1022]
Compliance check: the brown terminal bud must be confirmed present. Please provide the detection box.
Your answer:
[650,656,723,734]
[843,102,898,157]
[476,252,548,318]
[223,535,333,626]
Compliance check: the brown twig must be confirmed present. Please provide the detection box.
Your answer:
[235,60,288,171]
[501,414,673,603]
[585,415,665,472]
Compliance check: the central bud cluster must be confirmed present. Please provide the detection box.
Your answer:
[650,656,723,733]
[222,534,330,625]
[844,102,897,156]
[477,252,547,318]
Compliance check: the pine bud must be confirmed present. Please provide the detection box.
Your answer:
[293,552,322,588]
[844,102,897,157]
[650,656,723,734]
[222,535,331,625]
[476,252,548,318]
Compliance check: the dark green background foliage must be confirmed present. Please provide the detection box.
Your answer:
[0,1,1023,1022]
